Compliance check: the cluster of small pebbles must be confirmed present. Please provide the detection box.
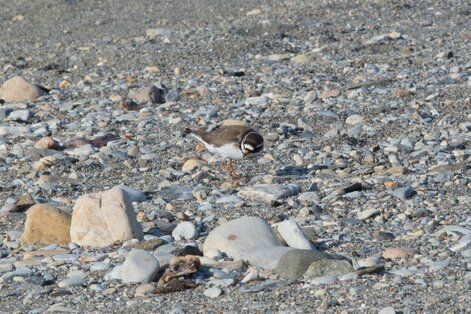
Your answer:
[1,0,471,313]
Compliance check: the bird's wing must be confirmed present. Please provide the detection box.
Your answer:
[195,125,253,147]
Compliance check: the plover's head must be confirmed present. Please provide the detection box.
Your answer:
[240,131,264,158]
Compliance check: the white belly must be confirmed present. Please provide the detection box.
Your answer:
[206,143,244,159]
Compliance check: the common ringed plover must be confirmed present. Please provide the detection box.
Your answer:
[184,125,264,179]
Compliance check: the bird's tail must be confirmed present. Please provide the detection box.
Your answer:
[183,128,206,142]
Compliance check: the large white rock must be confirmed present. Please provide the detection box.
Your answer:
[70,188,143,247]
[122,249,160,283]
[203,216,294,270]
[277,219,315,250]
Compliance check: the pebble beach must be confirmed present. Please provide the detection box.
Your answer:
[1,0,471,313]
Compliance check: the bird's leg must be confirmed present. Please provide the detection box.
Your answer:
[220,160,228,174]
[227,159,240,180]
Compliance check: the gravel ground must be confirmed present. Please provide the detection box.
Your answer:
[1,0,471,313]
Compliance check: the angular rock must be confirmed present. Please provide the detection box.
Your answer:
[70,188,143,247]
[203,216,294,270]
[238,184,301,205]
[0,76,46,102]
[392,187,416,200]
[20,204,71,247]
[122,249,160,283]
[277,219,315,250]
[303,259,354,279]
[275,249,333,279]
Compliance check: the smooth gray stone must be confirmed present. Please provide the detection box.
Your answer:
[58,276,86,287]
[392,187,416,200]
[172,221,198,241]
[275,249,333,279]
[122,249,160,283]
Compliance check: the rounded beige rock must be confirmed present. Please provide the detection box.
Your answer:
[0,76,46,102]
[182,158,206,172]
[34,137,59,149]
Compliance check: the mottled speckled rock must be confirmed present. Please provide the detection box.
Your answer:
[303,259,354,279]
[275,249,334,279]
